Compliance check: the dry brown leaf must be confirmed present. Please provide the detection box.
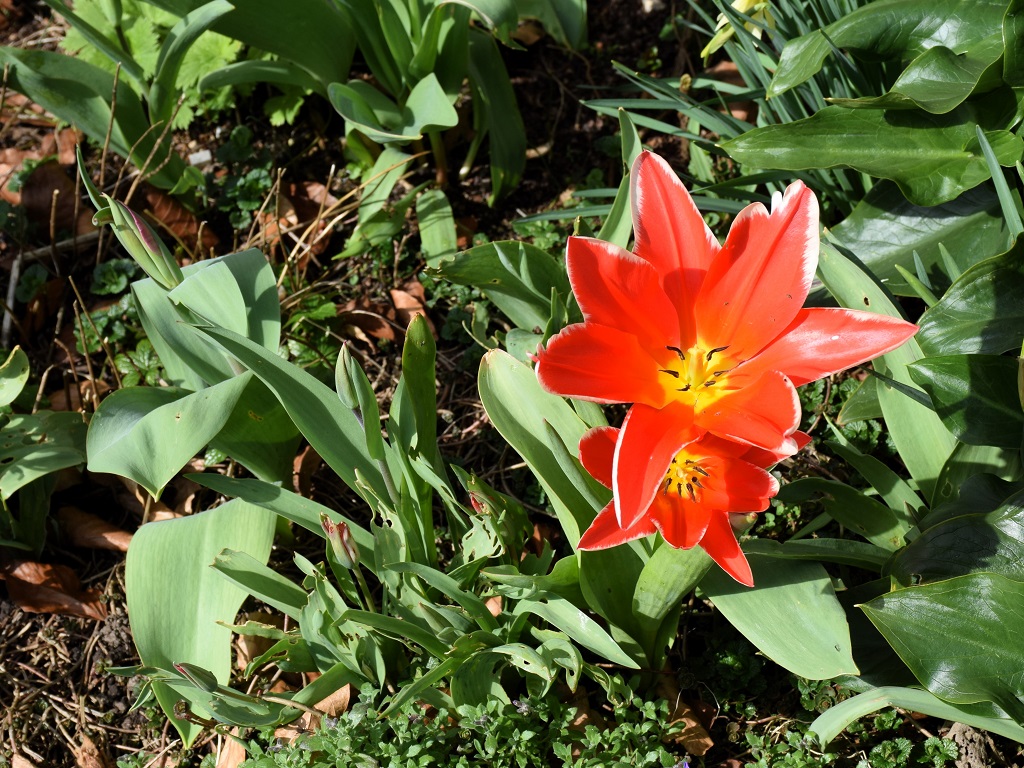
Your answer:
[143,184,220,253]
[58,507,133,552]
[390,278,436,336]
[12,755,38,768]
[273,683,353,744]
[215,730,247,768]
[48,379,111,412]
[0,559,107,621]
[292,445,322,498]
[656,678,714,756]
[74,733,114,768]
[317,682,353,717]
[235,611,281,671]
[485,595,503,617]
[20,160,91,234]
[339,303,395,343]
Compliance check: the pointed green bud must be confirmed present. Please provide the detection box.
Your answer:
[321,513,359,569]
[335,343,360,410]
[105,197,183,290]
[173,662,219,692]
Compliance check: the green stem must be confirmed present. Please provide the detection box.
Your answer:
[353,565,377,614]
[428,130,448,188]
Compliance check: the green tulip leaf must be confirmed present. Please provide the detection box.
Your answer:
[126,498,275,744]
[0,347,29,407]
[700,554,859,680]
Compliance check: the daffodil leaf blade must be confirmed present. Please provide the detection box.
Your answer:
[700,554,858,680]
[932,441,1022,507]
[862,572,1024,722]
[817,241,957,501]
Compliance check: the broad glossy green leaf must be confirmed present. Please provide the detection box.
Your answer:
[863,572,1024,721]
[198,59,323,94]
[191,326,388,504]
[888,489,1024,586]
[149,0,233,126]
[932,441,1022,506]
[478,350,606,546]
[917,240,1024,356]
[514,593,638,668]
[908,354,1024,447]
[826,439,923,521]
[700,554,859,680]
[837,376,883,424]
[467,28,526,203]
[829,35,1004,114]
[745,538,889,571]
[769,0,1008,98]
[1004,0,1024,86]
[0,347,29,406]
[86,376,250,497]
[722,103,1023,206]
[830,182,1010,296]
[453,0,518,43]
[358,147,413,225]
[126,498,275,744]
[818,242,956,500]
[434,240,571,332]
[809,686,1024,746]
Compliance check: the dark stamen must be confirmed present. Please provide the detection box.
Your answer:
[676,482,684,497]
[678,384,691,392]
[702,380,716,387]
[705,346,729,361]
[693,466,710,477]
[691,476,704,489]
[684,459,695,465]
[685,483,696,502]
[663,478,672,493]
[713,369,731,377]
[659,369,680,378]
[666,345,686,361]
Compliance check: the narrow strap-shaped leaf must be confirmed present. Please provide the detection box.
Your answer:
[387,561,499,633]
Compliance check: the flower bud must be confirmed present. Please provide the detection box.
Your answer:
[335,344,360,410]
[321,513,359,569]
[173,662,219,692]
[106,198,183,290]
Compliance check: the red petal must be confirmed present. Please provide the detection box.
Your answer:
[631,151,720,343]
[697,456,779,512]
[649,493,712,549]
[613,402,697,528]
[536,323,668,406]
[699,512,753,586]
[695,182,818,362]
[567,236,681,349]
[579,426,617,489]
[698,370,800,451]
[737,430,811,467]
[736,307,919,386]
[578,503,657,550]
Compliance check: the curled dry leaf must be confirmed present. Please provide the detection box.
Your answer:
[234,611,282,671]
[485,595,503,618]
[58,507,133,553]
[215,729,247,768]
[292,445,322,498]
[390,278,436,337]
[656,678,714,757]
[273,683,353,744]
[0,559,107,621]
[143,184,220,254]
[74,733,114,768]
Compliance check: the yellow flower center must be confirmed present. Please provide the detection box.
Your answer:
[659,344,735,405]
[662,453,712,503]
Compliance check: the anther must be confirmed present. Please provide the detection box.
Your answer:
[676,482,684,497]
[678,384,691,392]
[666,345,686,361]
[713,369,730,377]
[664,478,672,493]
[702,380,716,387]
[659,369,680,378]
[691,476,704,489]
[693,466,710,477]
[685,483,696,502]
[705,346,729,361]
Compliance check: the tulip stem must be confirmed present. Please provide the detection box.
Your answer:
[353,565,377,614]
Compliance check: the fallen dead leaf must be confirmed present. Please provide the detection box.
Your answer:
[390,278,437,336]
[12,755,38,768]
[656,678,714,756]
[317,682,353,717]
[0,559,107,621]
[292,445,322,498]
[485,595,503,617]
[143,184,220,254]
[273,683,353,744]
[74,733,114,768]
[58,507,133,552]
[48,379,111,412]
[215,730,247,768]
[20,160,95,235]
[235,611,282,671]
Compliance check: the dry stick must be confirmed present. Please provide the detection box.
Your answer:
[15,230,101,264]
[48,187,62,276]
[0,248,22,349]
[123,93,187,204]
[0,63,12,145]
[69,275,122,391]
[95,64,122,267]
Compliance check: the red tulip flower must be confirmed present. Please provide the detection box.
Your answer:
[535,151,917,581]
[577,424,807,586]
